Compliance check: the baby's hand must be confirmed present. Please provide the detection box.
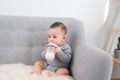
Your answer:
[44,44,49,51]
[55,46,61,54]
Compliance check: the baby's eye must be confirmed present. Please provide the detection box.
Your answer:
[53,36,56,38]
[48,36,51,38]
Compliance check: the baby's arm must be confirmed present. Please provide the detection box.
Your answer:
[41,44,49,60]
[41,51,46,60]
[56,44,72,63]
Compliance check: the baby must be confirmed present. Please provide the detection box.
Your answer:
[31,22,72,76]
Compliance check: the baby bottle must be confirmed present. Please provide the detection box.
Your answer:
[45,43,57,61]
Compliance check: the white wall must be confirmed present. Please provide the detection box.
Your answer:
[0,0,107,48]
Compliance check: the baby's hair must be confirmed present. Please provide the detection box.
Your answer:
[49,22,67,35]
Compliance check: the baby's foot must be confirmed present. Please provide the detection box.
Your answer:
[30,70,35,74]
[47,71,53,76]
[54,73,59,76]
[30,70,41,75]
[30,71,34,74]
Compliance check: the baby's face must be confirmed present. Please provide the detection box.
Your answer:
[48,27,66,46]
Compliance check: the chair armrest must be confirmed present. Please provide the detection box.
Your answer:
[70,42,113,80]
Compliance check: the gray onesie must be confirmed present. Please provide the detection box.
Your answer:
[41,42,72,72]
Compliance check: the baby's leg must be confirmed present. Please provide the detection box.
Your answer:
[31,61,45,74]
[55,68,69,76]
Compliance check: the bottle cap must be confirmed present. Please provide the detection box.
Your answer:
[47,43,57,47]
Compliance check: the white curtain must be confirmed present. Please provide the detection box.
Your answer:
[106,25,120,55]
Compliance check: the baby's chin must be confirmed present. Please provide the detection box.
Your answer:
[48,42,63,46]
[58,44,64,46]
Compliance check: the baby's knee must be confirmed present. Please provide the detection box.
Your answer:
[34,61,41,65]
[34,61,45,68]
[56,68,69,75]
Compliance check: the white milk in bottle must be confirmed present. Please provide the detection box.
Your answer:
[45,43,57,61]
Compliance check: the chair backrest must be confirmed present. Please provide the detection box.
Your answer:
[0,15,85,65]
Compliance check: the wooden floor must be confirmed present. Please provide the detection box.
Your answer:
[111,78,120,80]
[112,57,120,80]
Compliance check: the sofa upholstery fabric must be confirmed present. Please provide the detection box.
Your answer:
[0,15,112,80]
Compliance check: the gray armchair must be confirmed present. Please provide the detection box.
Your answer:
[0,15,113,80]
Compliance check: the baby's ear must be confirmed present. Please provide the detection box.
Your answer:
[63,35,67,41]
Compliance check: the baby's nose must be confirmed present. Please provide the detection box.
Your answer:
[49,39,54,43]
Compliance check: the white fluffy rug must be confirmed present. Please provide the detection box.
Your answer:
[0,63,74,80]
